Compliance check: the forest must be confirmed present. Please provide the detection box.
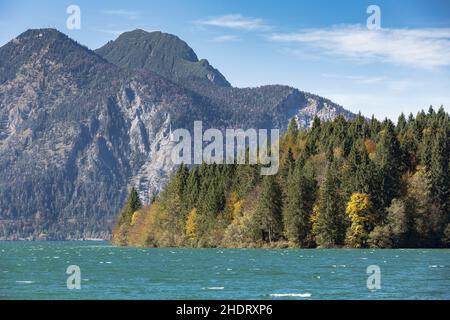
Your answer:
[113,106,450,248]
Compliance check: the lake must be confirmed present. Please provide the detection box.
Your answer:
[0,241,448,299]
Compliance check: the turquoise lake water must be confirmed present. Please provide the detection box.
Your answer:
[0,241,448,299]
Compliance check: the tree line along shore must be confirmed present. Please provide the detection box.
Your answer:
[113,107,450,248]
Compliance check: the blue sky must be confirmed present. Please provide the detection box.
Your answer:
[0,0,449,120]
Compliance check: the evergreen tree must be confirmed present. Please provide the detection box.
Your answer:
[343,141,375,199]
[430,127,450,220]
[369,115,381,139]
[348,112,369,140]
[233,163,259,198]
[287,117,299,139]
[255,175,283,243]
[396,113,407,134]
[325,143,334,163]
[173,164,189,203]
[420,128,433,169]
[118,187,142,225]
[283,161,317,246]
[281,147,295,182]
[184,167,199,211]
[315,164,346,247]
[374,120,402,216]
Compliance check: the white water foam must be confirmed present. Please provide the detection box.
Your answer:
[270,293,312,298]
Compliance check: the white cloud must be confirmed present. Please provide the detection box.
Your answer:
[196,14,270,31]
[102,10,140,20]
[270,25,450,68]
[212,35,241,42]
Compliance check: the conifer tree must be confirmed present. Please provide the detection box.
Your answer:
[184,168,199,212]
[283,161,317,246]
[315,163,346,247]
[343,141,376,202]
[397,113,407,134]
[369,115,381,139]
[255,175,283,243]
[281,147,295,182]
[316,162,346,247]
[430,127,449,219]
[287,117,299,139]
[118,187,142,225]
[374,120,402,215]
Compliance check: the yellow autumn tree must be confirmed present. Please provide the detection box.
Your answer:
[185,208,197,240]
[310,204,320,242]
[345,193,374,248]
[130,211,140,226]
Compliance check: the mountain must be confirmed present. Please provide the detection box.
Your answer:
[96,29,354,130]
[0,28,355,240]
[95,29,230,88]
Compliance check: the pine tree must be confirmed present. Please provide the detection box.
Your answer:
[325,143,334,163]
[374,120,402,216]
[315,164,346,247]
[233,163,259,198]
[184,168,199,212]
[343,141,376,201]
[304,116,321,157]
[369,115,381,139]
[255,175,283,243]
[430,127,450,220]
[281,147,295,182]
[420,127,433,169]
[287,117,299,139]
[397,113,407,134]
[174,163,189,199]
[118,187,142,225]
[348,112,369,140]
[283,161,317,246]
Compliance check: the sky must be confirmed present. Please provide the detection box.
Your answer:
[0,0,449,120]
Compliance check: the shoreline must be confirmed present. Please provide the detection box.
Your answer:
[1,240,448,250]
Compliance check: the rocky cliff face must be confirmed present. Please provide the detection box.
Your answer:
[0,28,354,240]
